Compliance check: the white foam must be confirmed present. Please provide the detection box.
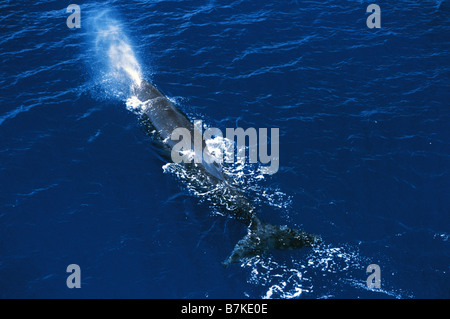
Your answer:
[125,96,144,112]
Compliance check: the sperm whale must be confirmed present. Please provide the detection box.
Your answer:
[132,79,321,265]
[90,10,321,264]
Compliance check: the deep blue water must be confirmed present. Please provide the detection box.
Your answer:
[1,0,449,298]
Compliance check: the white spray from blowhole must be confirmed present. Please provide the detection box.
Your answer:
[89,10,144,101]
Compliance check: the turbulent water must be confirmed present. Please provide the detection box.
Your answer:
[0,0,449,298]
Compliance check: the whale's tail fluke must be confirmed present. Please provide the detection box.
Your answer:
[224,217,321,266]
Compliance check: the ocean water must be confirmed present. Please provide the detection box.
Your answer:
[0,0,449,299]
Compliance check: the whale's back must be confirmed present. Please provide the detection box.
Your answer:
[134,80,226,182]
